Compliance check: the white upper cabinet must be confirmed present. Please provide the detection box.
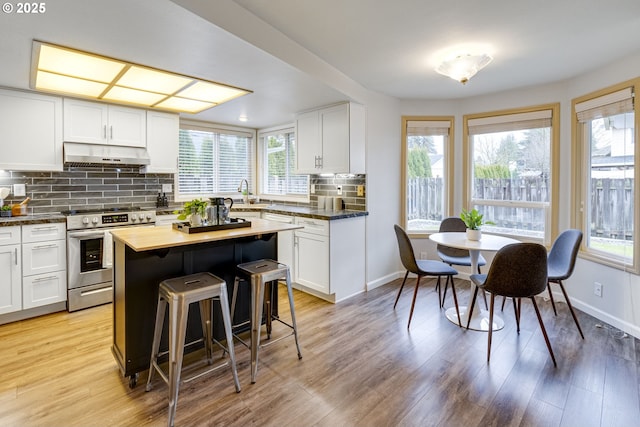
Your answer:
[63,99,146,147]
[295,109,321,173]
[0,89,63,171]
[140,110,179,174]
[295,102,365,174]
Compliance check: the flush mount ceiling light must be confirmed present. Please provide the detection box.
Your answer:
[435,53,493,84]
[30,41,251,114]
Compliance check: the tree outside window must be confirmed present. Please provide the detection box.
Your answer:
[261,129,308,197]
[464,105,559,242]
[402,117,452,233]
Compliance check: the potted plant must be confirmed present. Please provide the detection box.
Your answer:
[174,198,208,226]
[460,208,495,240]
[0,204,11,217]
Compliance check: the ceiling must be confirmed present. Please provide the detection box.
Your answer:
[1,0,640,129]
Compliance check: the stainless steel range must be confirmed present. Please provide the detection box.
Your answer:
[64,207,156,311]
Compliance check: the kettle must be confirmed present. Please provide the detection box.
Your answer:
[208,197,234,224]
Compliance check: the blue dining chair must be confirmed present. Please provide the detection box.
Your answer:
[547,229,584,339]
[466,243,557,366]
[393,224,461,328]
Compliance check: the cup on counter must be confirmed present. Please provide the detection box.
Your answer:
[333,197,343,211]
[317,196,326,209]
[324,197,334,211]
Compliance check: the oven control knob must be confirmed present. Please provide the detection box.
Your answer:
[82,217,89,225]
[131,214,138,221]
[146,214,153,221]
[92,217,99,224]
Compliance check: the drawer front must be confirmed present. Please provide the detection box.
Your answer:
[22,240,66,276]
[22,270,67,309]
[22,223,66,243]
[294,217,329,236]
[0,225,21,245]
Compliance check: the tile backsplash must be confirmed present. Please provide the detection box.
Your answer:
[0,168,367,215]
[0,167,174,215]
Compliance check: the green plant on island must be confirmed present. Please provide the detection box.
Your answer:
[174,198,208,221]
[460,208,495,230]
[1,205,10,211]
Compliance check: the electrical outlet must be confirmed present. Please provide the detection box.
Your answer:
[594,282,603,297]
[420,252,428,259]
[310,184,316,194]
[336,185,342,195]
[13,183,26,197]
[162,183,172,193]
[357,185,364,196]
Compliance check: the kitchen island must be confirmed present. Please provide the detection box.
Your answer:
[109,218,301,387]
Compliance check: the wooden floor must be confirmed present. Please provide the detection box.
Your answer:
[1,278,639,427]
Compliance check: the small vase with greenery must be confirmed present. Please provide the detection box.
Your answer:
[0,204,11,217]
[174,198,208,226]
[460,208,495,240]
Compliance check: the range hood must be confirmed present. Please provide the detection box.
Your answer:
[63,142,150,166]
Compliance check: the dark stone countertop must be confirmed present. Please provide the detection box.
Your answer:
[0,213,66,226]
[157,204,368,221]
[258,204,368,220]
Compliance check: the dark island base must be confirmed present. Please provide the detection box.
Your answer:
[111,233,278,386]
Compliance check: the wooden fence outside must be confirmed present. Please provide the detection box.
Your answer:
[407,177,634,240]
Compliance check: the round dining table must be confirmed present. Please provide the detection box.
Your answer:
[429,231,520,331]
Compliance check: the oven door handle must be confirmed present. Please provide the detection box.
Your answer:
[68,231,106,239]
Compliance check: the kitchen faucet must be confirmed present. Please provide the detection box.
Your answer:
[237,179,249,203]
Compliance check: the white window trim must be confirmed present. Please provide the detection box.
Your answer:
[571,81,639,273]
[401,116,454,236]
[257,123,310,203]
[174,119,257,203]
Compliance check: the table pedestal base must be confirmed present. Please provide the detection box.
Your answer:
[445,306,504,331]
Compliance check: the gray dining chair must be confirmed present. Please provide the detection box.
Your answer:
[547,229,584,339]
[437,217,487,308]
[393,224,461,328]
[466,242,557,366]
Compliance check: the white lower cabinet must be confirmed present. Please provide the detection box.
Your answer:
[294,216,365,302]
[21,223,67,311]
[22,271,67,310]
[0,226,22,314]
[262,213,296,281]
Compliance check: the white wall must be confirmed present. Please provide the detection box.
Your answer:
[399,50,640,338]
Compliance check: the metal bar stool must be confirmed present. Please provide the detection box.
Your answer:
[231,259,302,383]
[146,272,241,427]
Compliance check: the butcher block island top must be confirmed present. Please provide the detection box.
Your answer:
[109,218,302,251]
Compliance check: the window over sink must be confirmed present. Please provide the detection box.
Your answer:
[175,120,255,202]
[258,125,309,201]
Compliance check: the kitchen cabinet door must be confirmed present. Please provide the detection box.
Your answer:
[295,109,321,173]
[108,105,146,147]
[0,89,63,171]
[262,213,295,278]
[22,240,66,277]
[141,110,179,174]
[320,103,350,173]
[294,230,329,294]
[294,102,365,174]
[63,99,146,147]
[22,270,66,309]
[63,98,109,144]
[0,244,21,315]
